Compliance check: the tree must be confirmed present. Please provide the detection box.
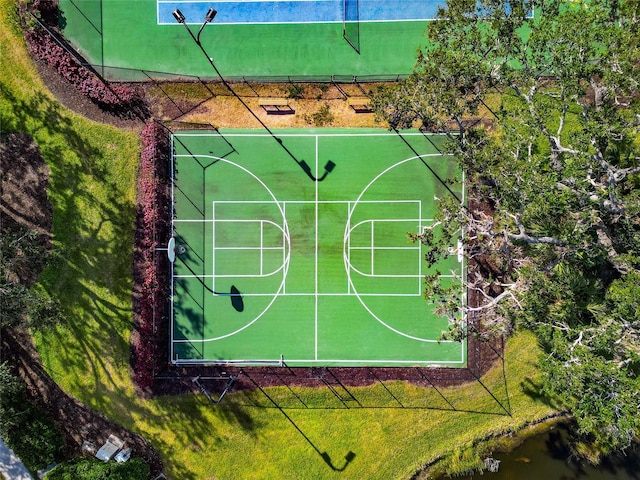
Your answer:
[372,0,640,457]
[0,362,63,470]
[0,226,61,330]
[45,457,150,480]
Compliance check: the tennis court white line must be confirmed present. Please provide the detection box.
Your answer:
[158,0,333,2]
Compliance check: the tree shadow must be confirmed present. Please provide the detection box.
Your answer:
[521,376,563,410]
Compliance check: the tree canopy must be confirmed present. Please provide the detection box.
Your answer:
[0,226,61,330]
[45,457,149,480]
[372,0,640,457]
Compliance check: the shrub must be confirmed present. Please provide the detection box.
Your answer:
[23,27,146,118]
[32,0,59,25]
[305,103,334,126]
[45,457,150,480]
[0,362,63,471]
[131,121,170,393]
[286,84,305,99]
[5,408,62,471]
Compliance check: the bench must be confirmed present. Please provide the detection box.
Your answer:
[95,434,125,462]
[347,96,372,113]
[258,97,295,115]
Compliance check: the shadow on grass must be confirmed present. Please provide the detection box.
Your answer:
[520,377,563,411]
[234,367,512,417]
[243,373,356,472]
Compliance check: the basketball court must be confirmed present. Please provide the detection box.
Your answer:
[169,129,466,366]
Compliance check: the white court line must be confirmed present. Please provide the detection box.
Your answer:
[345,214,423,278]
[203,199,425,205]
[170,134,175,362]
[171,356,465,365]
[169,287,425,297]
[175,132,448,138]
[342,155,460,344]
[215,246,283,250]
[212,200,216,292]
[350,246,417,250]
[370,220,374,275]
[347,201,352,296]
[314,135,319,361]
[202,202,430,283]
[283,202,287,295]
[419,198,423,295]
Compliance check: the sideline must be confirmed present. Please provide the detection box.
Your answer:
[0,437,34,480]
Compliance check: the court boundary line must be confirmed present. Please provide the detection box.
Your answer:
[171,357,466,365]
[314,135,319,360]
[170,131,466,365]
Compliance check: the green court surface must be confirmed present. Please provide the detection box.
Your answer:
[58,0,430,80]
[170,129,466,366]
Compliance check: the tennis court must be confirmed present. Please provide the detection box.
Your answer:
[157,0,443,24]
[170,129,466,366]
[58,0,445,80]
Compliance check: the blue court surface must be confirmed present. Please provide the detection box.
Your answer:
[158,0,444,24]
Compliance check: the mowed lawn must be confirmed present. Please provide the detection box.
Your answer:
[0,1,558,479]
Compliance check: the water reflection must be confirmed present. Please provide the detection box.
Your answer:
[463,426,640,480]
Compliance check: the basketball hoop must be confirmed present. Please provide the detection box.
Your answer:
[167,237,176,263]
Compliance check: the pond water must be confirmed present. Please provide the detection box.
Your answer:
[463,426,640,480]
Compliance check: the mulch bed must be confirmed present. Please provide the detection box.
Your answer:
[32,56,145,131]
[0,132,52,241]
[149,332,505,399]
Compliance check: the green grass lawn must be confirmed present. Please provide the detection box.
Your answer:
[1,1,559,478]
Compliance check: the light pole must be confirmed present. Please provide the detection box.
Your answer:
[172,8,335,182]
